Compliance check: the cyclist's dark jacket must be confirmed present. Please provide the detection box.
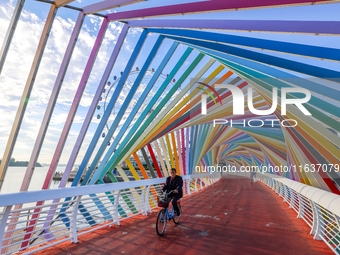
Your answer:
[162,175,183,198]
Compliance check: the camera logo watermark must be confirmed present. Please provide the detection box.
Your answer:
[197,82,222,114]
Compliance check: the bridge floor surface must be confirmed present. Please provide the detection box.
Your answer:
[31,176,333,255]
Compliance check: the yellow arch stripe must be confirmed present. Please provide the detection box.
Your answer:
[165,134,175,168]
[171,132,180,173]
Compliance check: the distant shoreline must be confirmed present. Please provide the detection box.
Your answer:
[8,164,42,167]
[0,160,42,167]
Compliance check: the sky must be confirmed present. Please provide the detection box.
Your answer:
[0,0,132,164]
[0,0,193,165]
[0,0,339,165]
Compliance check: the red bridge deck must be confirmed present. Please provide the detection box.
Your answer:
[32,176,333,255]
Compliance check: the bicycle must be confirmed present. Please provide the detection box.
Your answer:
[156,190,182,236]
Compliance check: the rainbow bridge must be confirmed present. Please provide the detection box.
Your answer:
[0,0,339,254]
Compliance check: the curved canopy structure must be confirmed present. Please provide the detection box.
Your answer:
[0,0,339,195]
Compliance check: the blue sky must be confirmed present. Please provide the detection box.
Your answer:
[0,0,339,164]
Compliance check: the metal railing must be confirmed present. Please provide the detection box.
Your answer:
[257,172,340,255]
[0,173,221,254]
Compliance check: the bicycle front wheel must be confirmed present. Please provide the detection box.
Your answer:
[156,209,167,236]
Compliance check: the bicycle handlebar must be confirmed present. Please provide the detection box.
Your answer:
[162,185,180,194]
[162,190,174,195]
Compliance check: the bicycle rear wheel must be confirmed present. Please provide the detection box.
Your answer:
[156,209,167,236]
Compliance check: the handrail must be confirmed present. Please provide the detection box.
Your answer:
[0,178,167,207]
[0,173,221,254]
[261,173,340,217]
[0,173,219,207]
[257,172,340,255]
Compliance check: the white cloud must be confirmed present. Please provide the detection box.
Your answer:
[0,1,131,165]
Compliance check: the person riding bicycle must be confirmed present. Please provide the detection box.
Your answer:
[162,168,183,216]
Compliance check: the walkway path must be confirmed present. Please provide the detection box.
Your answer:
[30,176,333,255]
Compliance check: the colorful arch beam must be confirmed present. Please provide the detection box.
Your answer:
[0,0,339,246]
